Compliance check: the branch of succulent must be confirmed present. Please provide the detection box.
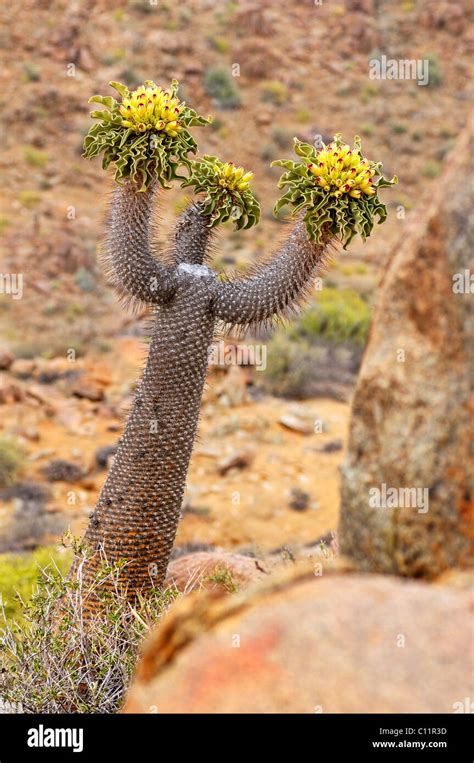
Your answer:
[74,80,396,609]
[182,155,260,230]
[83,80,211,190]
[272,134,397,247]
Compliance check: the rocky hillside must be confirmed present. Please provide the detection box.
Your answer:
[0,0,472,348]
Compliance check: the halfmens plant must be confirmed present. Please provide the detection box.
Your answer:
[75,79,396,606]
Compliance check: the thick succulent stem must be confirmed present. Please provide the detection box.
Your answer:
[171,201,213,266]
[78,272,216,599]
[212,220,331,329]
[104,181,177,306]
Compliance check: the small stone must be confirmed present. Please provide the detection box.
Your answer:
[217,448,255,476]
[279,413,313,435]
[42,459,85,483]
[0,350,14,370]
[71,379,105,402]
[316,439,343,453]
[255,111,272,126]
[288,488,310,511]
[0,383,24,404]
[95,444,118,470]
[22,427,40,442]
[28,448,55,462]
[54,402,83,432]
[11,359,36,379]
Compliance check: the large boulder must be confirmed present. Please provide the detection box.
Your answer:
[122,569,473,713]
[339,126,473,577]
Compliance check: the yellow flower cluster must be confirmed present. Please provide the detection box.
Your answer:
[215,162,254,191]
[308,140,376,199]
[119,84,184,136]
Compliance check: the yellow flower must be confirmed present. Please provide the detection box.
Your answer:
[214,162,254,191]
[307,138,376,198]
[119,82,185,136]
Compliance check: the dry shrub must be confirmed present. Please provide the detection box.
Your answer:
[0,541,179,713]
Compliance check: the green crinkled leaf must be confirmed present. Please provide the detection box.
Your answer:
[108,81,130,98]
[272,136,397,248]
[89,110,122,123]
[88,95,116,109]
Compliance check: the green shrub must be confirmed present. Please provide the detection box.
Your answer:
[390,122,407,135]
[74,267,96,293]
[101,49,125,66]
[66,302,87,322]
[206,565,237,592]
[204,66,241,109]
[262,332,313,398]
[23,147,48,168]
[426,55,442,88]
[22,63,40,82]
[18,190,40,208]
[261,331,363,400]
[295,109,311,124]
[12,336,86,360]
[360,83,378,103]
[0,482,65,556]
[259,80,287,106]
[118,67,143,89]
[0,546,70,621]
[260,143,277,162]
[270,126,293,149]
[422,160,441,179]
[296,287,371,345]
[260,288,371,399]
[178,7,192,26]
[207,35,230,53]
[0,437,25,488]
[360,122,374,137]
[209,116,224,131]
[0,545,178,713]
[95,340,112,354]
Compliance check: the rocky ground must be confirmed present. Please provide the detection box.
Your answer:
[0,338,348,554]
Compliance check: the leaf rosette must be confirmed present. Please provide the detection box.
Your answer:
[182,155,260,230]
[272,134,397,247]
[83,80,211,191]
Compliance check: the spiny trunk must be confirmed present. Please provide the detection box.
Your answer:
[76,272,216,599]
